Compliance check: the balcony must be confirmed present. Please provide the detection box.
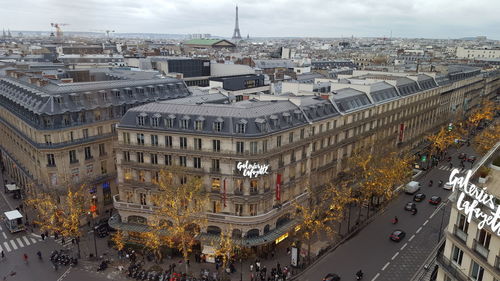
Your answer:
[436,253,469,281]
[209,167,221,174]
[473,239,490,260]
[233,189,243,196]
[453,225,468,243]
[113,194,154,213]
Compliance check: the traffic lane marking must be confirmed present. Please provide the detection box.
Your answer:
[416,227,422,233]
[382,262,390,271]
[423,220,429,226]
[409,234,415,241]
[56,267,72,281]
[391,252,399,260]
[400,243,408,250]
[371,273,380,281]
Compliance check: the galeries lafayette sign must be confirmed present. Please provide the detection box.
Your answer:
[236,161,270,178]
[449,168,500,236]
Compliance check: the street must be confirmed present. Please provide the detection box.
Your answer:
[302,144,478,281]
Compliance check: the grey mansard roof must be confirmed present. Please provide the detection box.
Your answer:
[0,75,189,116]
[119,95,340,137]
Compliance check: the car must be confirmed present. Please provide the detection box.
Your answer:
[443,182,453,190]
[323,273,341,281]
[405,202,417,211]
[429,196,442,205]
[413,193,426,202]
[389,230,406,242]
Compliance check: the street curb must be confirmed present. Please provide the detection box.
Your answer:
[289,204,391,280]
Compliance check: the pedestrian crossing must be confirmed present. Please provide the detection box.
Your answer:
[53,237,73,248]
[0,232,39,253]
[436,165,469,172]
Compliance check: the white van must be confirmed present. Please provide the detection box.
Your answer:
[404,181,421,194]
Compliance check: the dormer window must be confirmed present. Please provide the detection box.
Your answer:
[283,112,291,123]
[124,88,133,98]
[147,86,155,95]
[54,95,62,104]
[255,118,267,132]
[236,119,247,133]
[294,110,302,120]
[136,87,144,95]
[165,114,175,128]
[112,89,121,98]
[309,106,317,116]
[213,118,224,132]
[195,117,205,131]
[270,115,279,127]
[137,112,147,126]
[151,113,161,127]
[180,115,190,129]
[100,90,108,102]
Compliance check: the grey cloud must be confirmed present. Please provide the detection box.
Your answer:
[0,0,498,39]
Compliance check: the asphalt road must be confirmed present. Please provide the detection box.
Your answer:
[302,144,478,281]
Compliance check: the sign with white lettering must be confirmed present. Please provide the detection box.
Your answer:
[448,168,500,236]
[236,161,270,178]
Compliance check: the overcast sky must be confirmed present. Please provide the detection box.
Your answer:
[1,0,499,39]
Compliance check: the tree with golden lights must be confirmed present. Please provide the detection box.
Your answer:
[348,143,413,218]
[26,184,91,256]
[467,100,497,129]
[294,180,355,264]
[111,230,126,252]
[213,226,239,280]
[150,169,208,273]
[474,122,500,154]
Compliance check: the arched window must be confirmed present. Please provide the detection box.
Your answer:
[246,229,259,238]
[207,226,222,235]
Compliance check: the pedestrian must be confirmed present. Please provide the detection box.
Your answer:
[61,237,65,245]
[1,250,4,259]
[72,238,76,245]
[250,264,254,272]
[41,233,45,241]
[449,162,453,169]
[54,232,59,240]
[44,230,48,239]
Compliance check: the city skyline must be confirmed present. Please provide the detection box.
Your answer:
[0,0,499,40]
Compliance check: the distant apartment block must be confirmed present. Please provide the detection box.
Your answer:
[456,47,500,59]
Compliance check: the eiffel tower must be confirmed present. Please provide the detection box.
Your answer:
[232,5,242,40]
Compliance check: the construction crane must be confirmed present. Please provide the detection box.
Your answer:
[50,23,69,40]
